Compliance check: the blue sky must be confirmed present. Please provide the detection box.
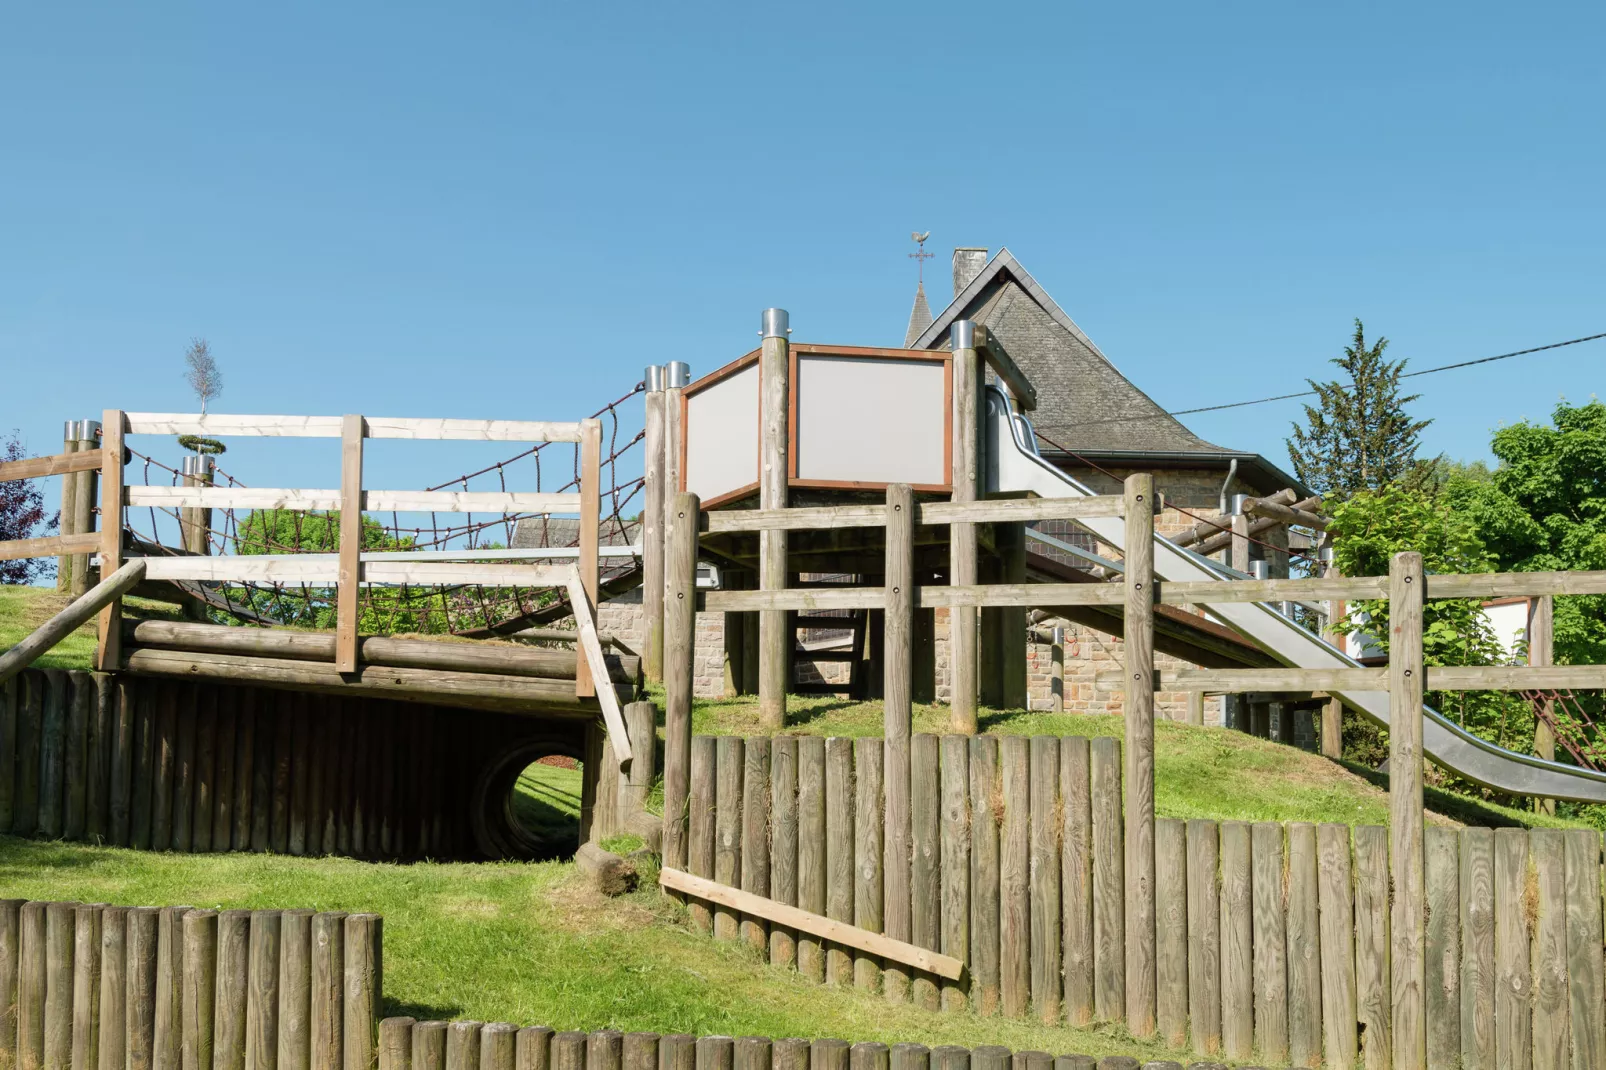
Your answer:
[2,2,1602,499]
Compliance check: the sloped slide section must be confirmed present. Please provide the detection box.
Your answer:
[983,386,1606,803]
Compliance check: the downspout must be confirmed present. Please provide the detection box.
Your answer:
[1217,458,1239,515]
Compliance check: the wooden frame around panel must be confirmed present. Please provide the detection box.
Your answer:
[787,344,952,495]
[680,342,955,502]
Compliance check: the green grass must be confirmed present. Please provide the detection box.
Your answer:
[510,762,584,855]
[681,691,1590,831]
[0,585,102,670]
[0,835,1186,1062]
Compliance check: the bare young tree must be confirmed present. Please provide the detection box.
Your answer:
[184,337,223,414]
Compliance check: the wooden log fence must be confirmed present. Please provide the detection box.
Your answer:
[0,897,381,1070]
[0,667,610,861]
[667,730,1606,1068]
[377,1020,1171,1070]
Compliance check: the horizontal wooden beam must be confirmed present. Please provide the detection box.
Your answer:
[120,645,619,714]
[0,532,102,562]
[1243,496,1327,530]
[1159,577,1389,604]
[658,867,965,980]
[703,495,1126,533]
[138,553,574,587]
[124,618,639,683]
[0,448,107,482]
[1,560,146,685]
[973,324,1038,412]
[1097,663,1606,693]
[1423,571,1606,600]
[918,582,1125,609]
[124,413,585,442]
[126,485,582,515]
[702,587,887,612]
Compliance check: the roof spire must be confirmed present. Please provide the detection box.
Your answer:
[904,231,934,346]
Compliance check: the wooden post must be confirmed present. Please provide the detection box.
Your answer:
[336,415,365,674]
[1390,551,1425,1070]
[1219,822,1253,1063]
[70,422,100,597]
[1154,819,1187,1048]
[740,738,771,954]
[661,492,700,875]
[998,736,1028,1018]
[99,905,128,1070]
[1028,736,1061,1025]
[1122,473,1156,1037]
[853,737,884,993]
[769,736,798,969]
[1184,821,1220,1054]
[127,907,159,1070]
[825,737,855,987]
[642,379,666,685]
[575,418,602,699]
[938,735,969,1013]
[343,914,382,1070]
[949,322,980,733]
[621,701,656,822]
[278,910,312,1070]
[181,910,217,1070]
[687,737,715,933]
[44,901,73,1070]
[1529,596,1556,814]
[713,736,743,942]
[57,422,79,592]
[1061,739,1093,1026]
[968,735,1000,1016]
[214,910,250,1070]
[909,734,940,1011]
[882,733,911,1004]
[1230,509,1251,576]
[757,309,790,729]
[94,411,125,674]
[884,485,914,739]
[1322,554,1346,759]
[1318,824,1359,1069]
[797,736,827,982]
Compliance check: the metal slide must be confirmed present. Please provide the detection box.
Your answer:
[982,386,1606,803]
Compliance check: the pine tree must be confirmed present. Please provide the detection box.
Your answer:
[1287,319,1433,498]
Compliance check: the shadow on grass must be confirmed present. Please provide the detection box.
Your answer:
[782,699,858,728]
[384,998,466,1022]
[1337,759,1539,828]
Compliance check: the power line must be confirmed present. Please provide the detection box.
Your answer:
[1072,330,1606,425]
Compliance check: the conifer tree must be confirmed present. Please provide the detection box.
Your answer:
[1287,319,1432,497]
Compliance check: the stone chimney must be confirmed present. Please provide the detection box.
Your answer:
[952,248,988,298]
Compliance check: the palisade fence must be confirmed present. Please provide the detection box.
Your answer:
[667,730,1606,1069]
[0,667,603,862]
[374,1018,1167,1070]
[0,898,381,1070]
[659,476,1606,1070]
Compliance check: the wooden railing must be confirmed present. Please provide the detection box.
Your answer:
[0,439,110,591]
[88,409,629,759]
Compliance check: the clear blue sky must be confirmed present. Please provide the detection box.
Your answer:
[3,2,1602,497]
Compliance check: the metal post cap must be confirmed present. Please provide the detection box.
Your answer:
[181,454,214,476]
[1230,492,1250,517]
[80,420,101,438]
[761,308,790,339]
[951,320,976,350]
[645,365,667,392]
[64,420,78,439]
[665,361,692,389]
[1251,559,1270,581]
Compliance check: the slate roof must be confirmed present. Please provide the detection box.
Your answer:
[903,282,933,348]
[911,248,1308,493]
[510,516,641,550]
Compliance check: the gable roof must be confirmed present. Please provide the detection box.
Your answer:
[913,248,1308,493]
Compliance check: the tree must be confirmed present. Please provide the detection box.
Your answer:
[0,431,58,584]
[1287,319,1433,498]
[183,338,223,415]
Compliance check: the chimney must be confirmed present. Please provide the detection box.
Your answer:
[952,248,988,298]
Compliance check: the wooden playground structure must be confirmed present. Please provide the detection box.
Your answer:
[4,308,1606,1069]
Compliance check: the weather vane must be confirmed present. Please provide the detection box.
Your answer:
[909,231,932,283]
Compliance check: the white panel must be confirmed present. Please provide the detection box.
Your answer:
[795,356,947,486]
[684,363,760,501]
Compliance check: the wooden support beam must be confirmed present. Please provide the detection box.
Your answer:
[335,415,364,674]
[658,867,964,980]
[3,559,146,684]
[575,417,602,698]
[1123,473,1157,1038]
[642,387,666,685]
[94,410,126,673]
[950,325,980,734]
[123,413,585,441]
[1094,663,1606,693]
[661,491,700,874]
[0,447,107,482]
[701,495,1126,533]
[0,533,101,562]
[125,486,581,514]
[883,484,913,741]
[971,325,1037,412]
[566,571,631,762]
[1243,497,1327,530]
[1390,550,1426,1070]
[758,315,789,729]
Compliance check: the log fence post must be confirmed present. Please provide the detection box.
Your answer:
[883,484,914,739]
[1122,473,1156,1037]
[948,322,980,733]
[335,415,365,674]
[575,417,602,699]
[57,421,80,592]
[661,491,700,875]
[1390,550,1426,1070]
[758,309,790,729]
[93,411,125,674]
[71,421,101,597]
[642,366,667,685]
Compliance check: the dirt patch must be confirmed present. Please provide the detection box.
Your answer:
[537,755,578,770]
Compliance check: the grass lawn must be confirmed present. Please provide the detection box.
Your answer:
[683,691,1591,831]
[0,835,1189,1063]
